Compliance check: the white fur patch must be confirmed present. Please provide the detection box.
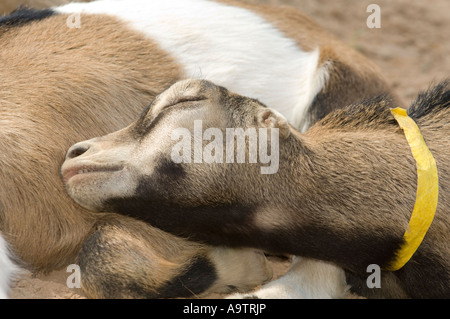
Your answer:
[0,233,19,299]
[227,257,349,299]
[55,0,327,130]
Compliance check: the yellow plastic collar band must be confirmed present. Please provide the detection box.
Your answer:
[386,108,439,271]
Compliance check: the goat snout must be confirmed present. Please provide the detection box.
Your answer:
[66,142,91,160]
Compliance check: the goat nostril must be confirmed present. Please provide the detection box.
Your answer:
[67,144,89,159]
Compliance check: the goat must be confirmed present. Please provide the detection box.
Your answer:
[1,0,395,298]
[62,79,450,298]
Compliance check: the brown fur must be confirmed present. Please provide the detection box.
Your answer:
[0,0,90,15]
[0,13,181,270]
[0,13,274,297]
[65,80,450,298]
[1,1,397,298]
[77,214,271,298]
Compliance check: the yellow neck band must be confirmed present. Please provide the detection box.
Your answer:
[385,108,439,271]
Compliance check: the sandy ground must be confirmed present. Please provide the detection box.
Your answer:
[3,0,449,299]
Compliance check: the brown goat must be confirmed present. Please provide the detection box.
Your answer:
[62,79,450,298]
[1,0,395,298]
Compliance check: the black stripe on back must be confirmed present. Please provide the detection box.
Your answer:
[0,7,55,28]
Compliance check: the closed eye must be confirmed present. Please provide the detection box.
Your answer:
[132,95,208,138]
[140,95,207,122]
[163,95,208,109]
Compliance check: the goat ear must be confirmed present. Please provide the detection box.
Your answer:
[256,108,290,139]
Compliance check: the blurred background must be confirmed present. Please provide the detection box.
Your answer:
[244,0,449,104]
[1,0,448,298]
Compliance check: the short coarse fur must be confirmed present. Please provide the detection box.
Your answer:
[2,0,398,298]
[408,80,450,120]
[318,80,450,131]
[62,79,450,298]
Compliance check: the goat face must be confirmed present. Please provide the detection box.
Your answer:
[62,79,291,235]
